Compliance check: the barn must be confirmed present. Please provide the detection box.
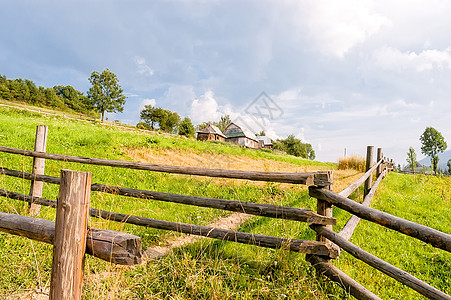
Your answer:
[223,123,259,149]
[196,124,226,142]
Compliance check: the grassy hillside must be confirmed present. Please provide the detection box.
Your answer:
[0,107,344,299]
[334,173,451,299]
[0,106,449,299]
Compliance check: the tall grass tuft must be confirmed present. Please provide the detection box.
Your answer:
[338,155,366,172]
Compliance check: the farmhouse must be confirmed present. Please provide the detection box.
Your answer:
[196,124,226,142]
[256,136,273,149]
[223,122,259,149]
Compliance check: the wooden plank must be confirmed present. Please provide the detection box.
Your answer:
[309,187,451,252]
[28,125,48,215]
[0,146,331,185]
[338,169,386,240]
[0,211,142,265]
[306,254,382,300]
[50,170,91,300]
[0,168,337,225]
[0,188,339,258]
[310,225,451,300]
[338,159,382,198]
[364,146,374,198]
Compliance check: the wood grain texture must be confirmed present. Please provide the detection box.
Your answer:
[28,125,48,215]
[0,211,142,265]
[364,146,374,198]
[50,170,91,300]
[0,146,331,185]
[0,188,338,258]
[309,186,451,252]
[310,225,451,300]
[0,168,337,225]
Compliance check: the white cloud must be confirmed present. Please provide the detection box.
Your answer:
[134,56,154,76]
[189,91,223,124]
[373,46,451,72]
[301,0,389,58]
[140,98,156,110]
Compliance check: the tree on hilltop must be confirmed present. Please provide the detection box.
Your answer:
[88,69,126,122]
[419,127,447,175]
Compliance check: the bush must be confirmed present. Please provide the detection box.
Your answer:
[136,122,152,130]
[338,155,366,172]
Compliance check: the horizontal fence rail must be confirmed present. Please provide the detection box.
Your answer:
[0,188,339,258]
[0,146,331,185]
[0,168,336,225]
[1,132,449,300]
[309,186,451,252]
[310,225,451,300]
[0,211,142,265]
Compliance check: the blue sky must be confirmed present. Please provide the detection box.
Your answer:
[1,0,451,164]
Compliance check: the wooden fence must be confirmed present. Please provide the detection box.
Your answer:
[0,126,450,299]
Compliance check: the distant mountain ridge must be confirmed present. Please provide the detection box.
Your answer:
[418,150,451,170]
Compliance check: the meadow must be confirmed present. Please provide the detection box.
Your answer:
[0,106,450,299]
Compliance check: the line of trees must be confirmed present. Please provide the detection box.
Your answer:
[137,105,195,137]
[1,69,128,121]
[0,74,97,115]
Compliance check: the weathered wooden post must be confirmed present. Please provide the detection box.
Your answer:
[28,125,48,215]
[364,146,374,198]
[376,148,383,179]
[316,171,333,243]
[50,169,91,300]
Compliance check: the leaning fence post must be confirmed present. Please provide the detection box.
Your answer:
[364,146,374,198]
[28,125,48,216]
[50,169,92,300]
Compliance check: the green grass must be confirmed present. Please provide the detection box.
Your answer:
[0,106,339,298]
[334,172,451,299]
[0,106,450,299]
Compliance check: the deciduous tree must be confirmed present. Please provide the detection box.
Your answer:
[419,127,447,175]
[88,69,126,122]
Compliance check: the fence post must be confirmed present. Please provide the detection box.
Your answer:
[28,125,48,216]
[316,171,333,243]
[50,169,92,300]
[364,146,374,198]
[376,148,383,179]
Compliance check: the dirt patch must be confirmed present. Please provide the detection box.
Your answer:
[142,212,251,263]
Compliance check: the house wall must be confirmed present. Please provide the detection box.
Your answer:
[197,133,225,142]
[227,137,258,148]
[197,133,214,141]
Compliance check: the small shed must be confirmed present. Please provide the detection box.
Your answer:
[223,123,259,149]
[256,136,273,149]
[196,124,226,142]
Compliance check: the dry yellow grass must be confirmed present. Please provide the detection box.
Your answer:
[125,147,363,193]
[337,155,366,172]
